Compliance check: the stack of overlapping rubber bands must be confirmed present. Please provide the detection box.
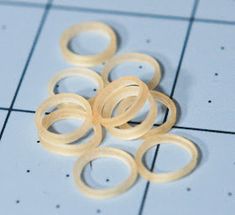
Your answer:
[35,21,199,199]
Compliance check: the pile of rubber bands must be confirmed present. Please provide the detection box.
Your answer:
[35,21,199,199]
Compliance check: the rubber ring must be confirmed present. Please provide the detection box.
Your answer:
[114,90,177,137]
[101,53,161,90]
[35,93,92,145]
[101,86,157,140]
[48,67,104,104]
[73,147,138,199]
[93,76,149,127]
[40,108,102,156]
[40,107,92,145]
[60,22,117,67]
[135,134,199,183]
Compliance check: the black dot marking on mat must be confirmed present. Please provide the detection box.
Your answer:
[208,100,212,103]
[220,46,225,50]
[139,65,143,69]
[93,88,97,91]
[146,39,151,43]
[26,170,30,173]
[96,209,101,213]
[37,140,40,143]
[228,192,232,196]
[186,187,191,192]
[214,73,218,76]
[16,200,20,204]
[66,174,70,178]
[1,25,6,30]
[56,204,60,209]
[106,178,110,182]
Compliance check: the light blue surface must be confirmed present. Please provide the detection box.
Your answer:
[174,22,235,131]
[0,110,7,131]
[196,0,235,22]
[0,1,235,215]
[0,0,47,3]
[53,0,194,17]
[0,5,43,107]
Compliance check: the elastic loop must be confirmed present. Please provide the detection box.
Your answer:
[73,147,138,199]
[102,86,157,140]
[60,22,117,66]
[40,107,91,145]
[114,90,177,137]
[35,93,92,144]
[135,134,199,183]
[93,76,149,127]
[101,52,161,89]
[40,108,102,156]
[48,67,104,104]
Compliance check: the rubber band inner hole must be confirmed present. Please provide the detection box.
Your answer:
[54,76,99,99]
[109,62,154,85]
[82,158,130,189]
[48,118,85,134]
[143,143,191,173]
[112,97,166,125]
[69,31,110,55]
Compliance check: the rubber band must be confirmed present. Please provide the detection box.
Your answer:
[93,76,149,127]
[101,53,161,89]
[39,107,92,145]
[35,93,92,145]
[101,86,157,140]
[48,67,104,104]
[135,134,199,183]
[40,108,102,156]
[73,147,138,199]
[114,91,177,137]
[60,22,117,67]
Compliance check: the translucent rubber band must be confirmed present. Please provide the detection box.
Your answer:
[135,134,199,183]
[48,67,104,104]
[93,76,149,127]
[114,91,177,137]
[40,108,102,156]
[101,52,161,89]
[102,86,157,140]
[73,147,138,199]
[60,21,117,67]
[35,93,92,144]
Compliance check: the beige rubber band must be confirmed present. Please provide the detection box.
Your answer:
[101,53,161,89]
[60,22,117,67]
[39,107,92,145]
[35,93,92,145]
[114,91,177,137]
[40,108,102,156]
[93,76,149,127]
[136,134,199,183]
[73,147,138,199]
[102,86,157,140]
[48,67,104,104]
